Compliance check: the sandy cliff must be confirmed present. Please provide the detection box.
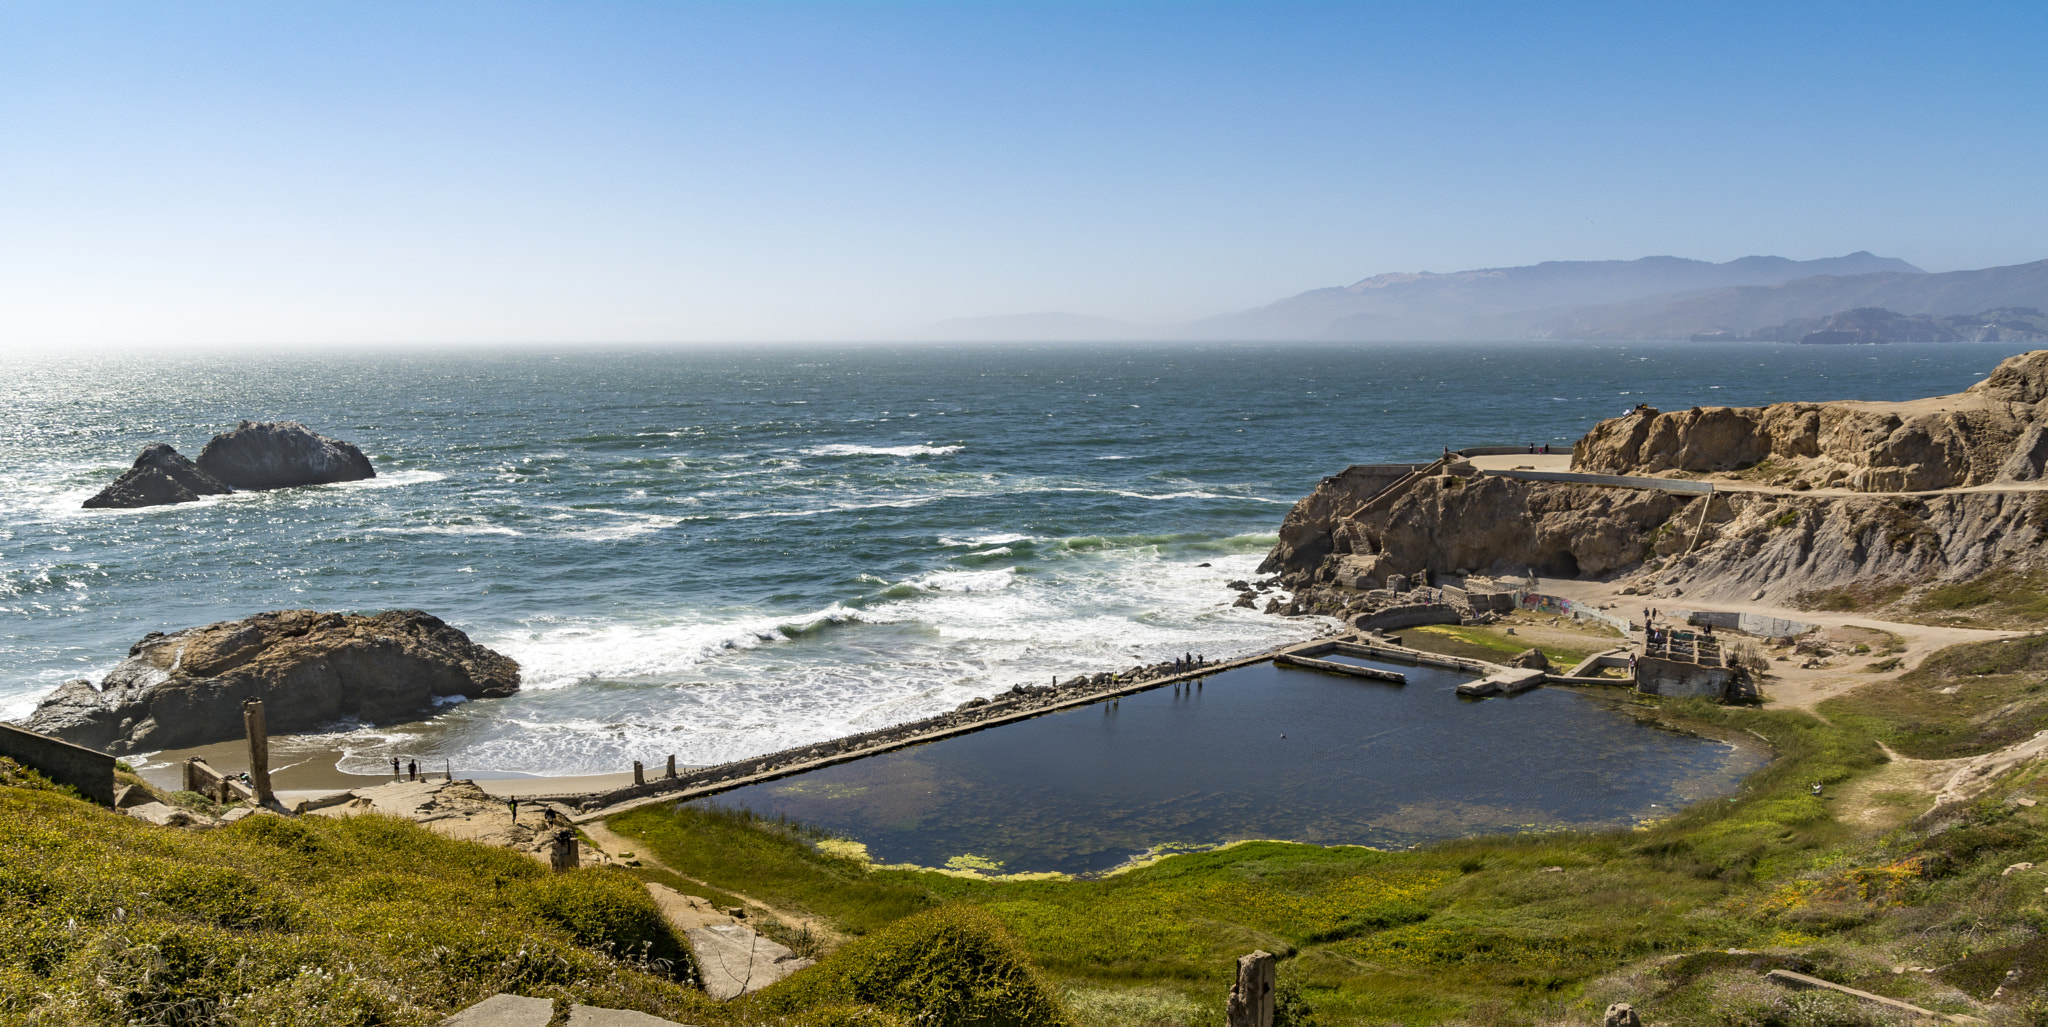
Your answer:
[1261,350,2048,617]
[1572,350,2048,491]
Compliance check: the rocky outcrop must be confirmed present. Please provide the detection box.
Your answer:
[25,609,518,754]
[1258,351,2048,613]
[82,444,234,509]
[1571,349,2048,492]
[1258,463,1427,575]
[1266,472,1691,585]
[196,421,375,489]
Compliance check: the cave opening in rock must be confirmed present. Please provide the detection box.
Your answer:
[1544,551,1581,577]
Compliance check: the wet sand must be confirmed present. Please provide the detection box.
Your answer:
[130,736,641,797]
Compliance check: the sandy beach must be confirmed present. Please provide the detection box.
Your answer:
[131,736,643,798]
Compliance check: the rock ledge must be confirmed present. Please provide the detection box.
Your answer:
[25,609,519,754]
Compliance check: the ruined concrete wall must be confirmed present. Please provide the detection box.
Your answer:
[1634,657,1731,700]
[0,723,115,805]
[1352,604,1462,632]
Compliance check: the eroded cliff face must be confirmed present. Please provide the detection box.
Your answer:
[1572,349,2048,491]
[1266,471,2044,609]
[1658,490,2045,605]
[1257,463,1422,575]
[1328,475,1690,583]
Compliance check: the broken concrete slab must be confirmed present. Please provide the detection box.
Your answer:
[124,801,214,828]
[438,992,553,1026]
[564,1006,687,1026]
[686,922,815,1001]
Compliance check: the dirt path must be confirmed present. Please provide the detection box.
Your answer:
[580,819,849,949]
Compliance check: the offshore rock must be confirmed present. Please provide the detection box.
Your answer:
[82,444,234,509]
[25,609,518,754]
[196,420,375,490]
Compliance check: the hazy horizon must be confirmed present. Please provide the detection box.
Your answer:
[2,2,2044,349]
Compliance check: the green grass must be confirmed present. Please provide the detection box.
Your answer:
[0,757,710,1026]
[608,803,935,935]
[1913,569,2048,628]
[1818,634,2048,759]
[610,698,1894,1025]
[1402,623,1608,669]
[0,756,1076,1027]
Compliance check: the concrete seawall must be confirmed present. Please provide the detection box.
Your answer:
[0,723,115,805]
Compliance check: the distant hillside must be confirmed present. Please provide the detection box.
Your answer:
[913,253,2048,343]
[1697,306,2048,345]
[1535,259,2048,340]
[1180,251,1920,341]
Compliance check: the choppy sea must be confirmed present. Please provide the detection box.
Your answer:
[0,341,2023,775]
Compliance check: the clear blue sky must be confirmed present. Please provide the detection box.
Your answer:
[1,1,2043,345]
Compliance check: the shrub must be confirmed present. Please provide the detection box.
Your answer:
[515,868,696,981]
[753,905,1072,1027]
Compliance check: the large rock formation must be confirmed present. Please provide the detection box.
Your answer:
[1571,349,2048,491]
[1259,463,1427,575]
[196,420,375,490]
[25,609,518,754]
[82,444,234,509]
[1271,473,1691,586]
[1259,349,2048,610]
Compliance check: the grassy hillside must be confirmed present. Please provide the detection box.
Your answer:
[0,758,1067,1027]
[1819,634,2048,759]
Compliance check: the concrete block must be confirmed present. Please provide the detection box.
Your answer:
[438,993,554,1027]
[565,1006,687,1026]
[687,922,815,1000]
[0,722,115,805]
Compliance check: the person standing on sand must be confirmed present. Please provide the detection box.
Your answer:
[407,760,417,781]
[390,757,399,780]
[508,797,519,822]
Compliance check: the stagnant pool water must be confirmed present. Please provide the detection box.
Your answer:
[682,659,1766,875]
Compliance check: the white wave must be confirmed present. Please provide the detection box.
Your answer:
[367,523,522,537]
[939,533,1035,547]
[489,602,880,690]
[801,443,962,458]
[343,469,448,489]
[904,567,1017,592]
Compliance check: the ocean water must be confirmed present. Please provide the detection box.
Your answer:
[685,658,1768,875]
[0,340,2024,776]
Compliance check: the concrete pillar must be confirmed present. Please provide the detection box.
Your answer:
[548,829,579,872]
[666,754,676,779]
[633,760,645,786]
[1226,950,1275,1027]
[242,700,274,804]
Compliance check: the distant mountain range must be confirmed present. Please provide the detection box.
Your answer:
[919,253,2048,342]
[1710,307,2048,345]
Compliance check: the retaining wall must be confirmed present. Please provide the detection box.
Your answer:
[0,723,115,805]
[1354,603,1463,632]
[1669,608,1817,639]
[1479,469,1715,494]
